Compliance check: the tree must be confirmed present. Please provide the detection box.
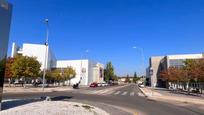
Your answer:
[125,74,131,83]
[133,72,139,83]
[5,57,15,79]
[112,75,118,81]
[46,67,76,86]
[63,66,76,85]
[0,58,6,87]
[197,59,204,82]
[160,58,204,90]
[183,59,199,82]
[160,67,186,82]
[104,62,115,82]
[47,69,63,85]
[11,56,41,79]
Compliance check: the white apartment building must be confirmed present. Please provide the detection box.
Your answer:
[11,42,104,86]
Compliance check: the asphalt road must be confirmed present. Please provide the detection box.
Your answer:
[2,84,204,115]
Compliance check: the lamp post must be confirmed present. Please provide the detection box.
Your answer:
[132,46,145,85]
[42,19,49,91]
[80,50,89,85]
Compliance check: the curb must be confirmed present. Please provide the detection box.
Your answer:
[138,87,148,98]
[138,87,204,106]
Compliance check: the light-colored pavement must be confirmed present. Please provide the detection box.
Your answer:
[1,101,109,115]
[139,87,204,106]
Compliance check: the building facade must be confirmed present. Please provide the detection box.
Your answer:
[0,0,12,109]
[56,60,104,85]
[11,43,104,86]
[147,54,204,88]
[11,43,57,70]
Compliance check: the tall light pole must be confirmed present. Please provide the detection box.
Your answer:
[132,46,146,85]
[80,50,89,85]
[42,19,49,91]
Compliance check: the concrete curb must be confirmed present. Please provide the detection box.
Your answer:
[139,87,204,106]
[138,87,149,98]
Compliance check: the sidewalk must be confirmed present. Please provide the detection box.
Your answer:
[139,87,204,105]
[3,86,74,93]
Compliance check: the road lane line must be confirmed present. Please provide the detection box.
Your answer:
[130,92,134,96]
[114,91,121,95]
[122,91,127,95]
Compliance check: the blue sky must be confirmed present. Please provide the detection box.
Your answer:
[7,0,204,76]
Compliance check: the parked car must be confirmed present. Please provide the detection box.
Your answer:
[90,82,98,87]
[138,83,145,88]
[97,83,102,87]
[100,82,109,87]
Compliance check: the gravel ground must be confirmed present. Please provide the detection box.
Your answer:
[0,101,109,115]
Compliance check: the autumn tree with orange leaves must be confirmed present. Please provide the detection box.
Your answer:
[5,57,15,79]
[160,58,204,84]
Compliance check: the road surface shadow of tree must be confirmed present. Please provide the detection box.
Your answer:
[51,96,73,101]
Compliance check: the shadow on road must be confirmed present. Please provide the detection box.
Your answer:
[51,96,73,101]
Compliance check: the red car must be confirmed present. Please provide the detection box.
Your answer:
[90,82,98,87]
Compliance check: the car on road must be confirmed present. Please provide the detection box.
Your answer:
[138,83,145,88]
[90,82,98,87]
[97,83,102,87]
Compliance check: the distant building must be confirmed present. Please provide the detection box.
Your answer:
[147,54,204,88]
[118,77,133,84]
[11,43,104,86]
[0,0,12,109]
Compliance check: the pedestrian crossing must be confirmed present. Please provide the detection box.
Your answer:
[130,92,135,96]
[86,90,145,97]
[114,91,121,95]
[122,91,128,95]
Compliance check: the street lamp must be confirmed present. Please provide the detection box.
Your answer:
[80,50,89,84]
[132,46,146,85]
[42,19,49,91]
[132,46,145,75]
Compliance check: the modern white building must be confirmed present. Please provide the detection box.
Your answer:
[146,53,204,88]
[56,60,104,85]
[11,42,104,86]
[11,43,56,70]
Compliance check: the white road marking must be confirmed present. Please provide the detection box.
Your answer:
[114,91,121,95]
[130,92,135,96]
[122,91,127,95]
[138,92,145,97]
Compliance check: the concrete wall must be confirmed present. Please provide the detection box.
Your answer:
[149,56,164,87]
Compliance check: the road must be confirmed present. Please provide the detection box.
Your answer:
[2,84,204,115]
